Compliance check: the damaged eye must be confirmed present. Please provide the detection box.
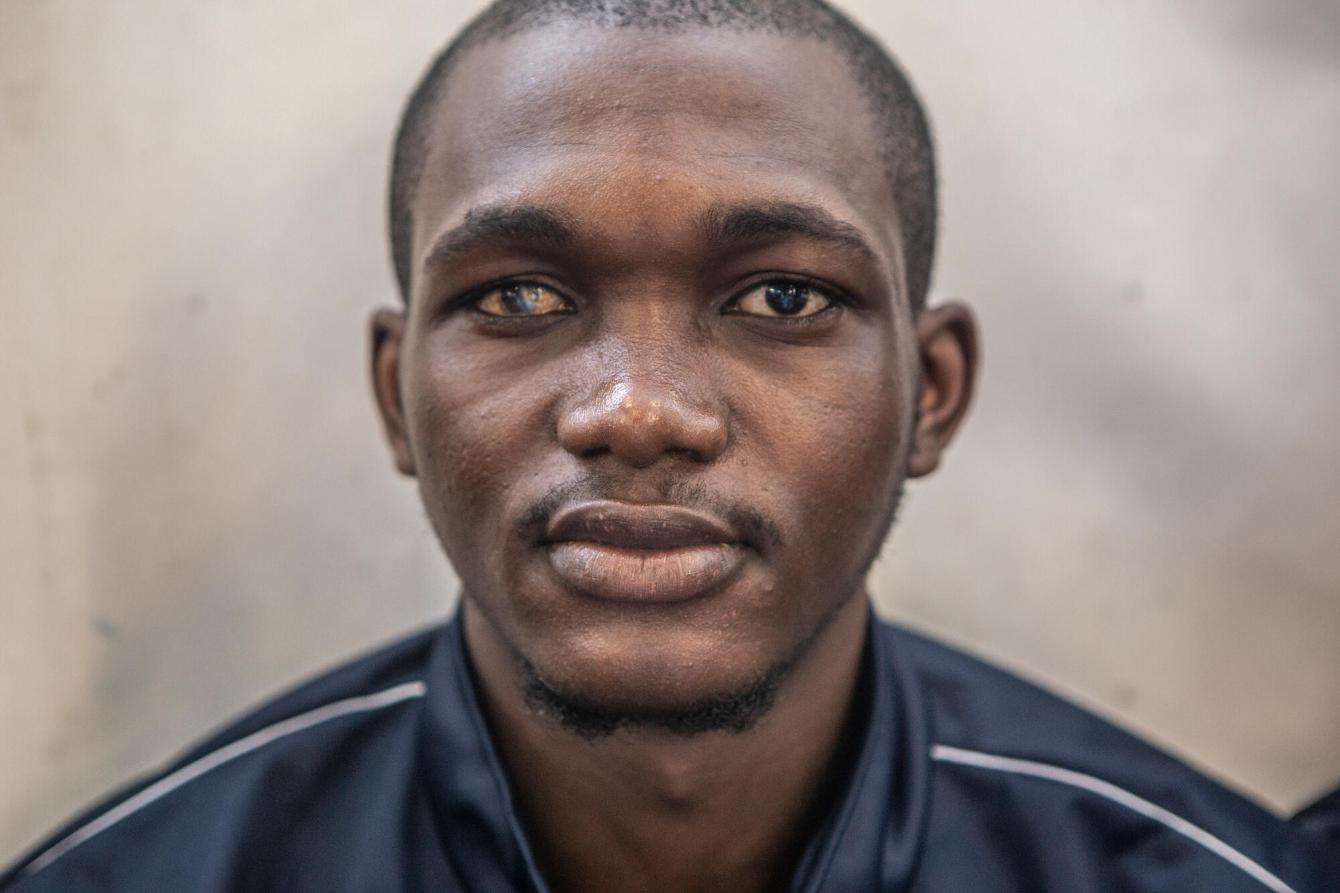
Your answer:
[474,284,572,317]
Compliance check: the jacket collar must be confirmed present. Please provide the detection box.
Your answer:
[417,604,931,891]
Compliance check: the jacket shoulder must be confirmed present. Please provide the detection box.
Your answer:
[166,622,438,765]
[1293,786,1340,888]
[2,624,442,890]
[881,620,1325,891]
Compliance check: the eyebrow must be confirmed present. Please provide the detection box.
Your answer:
[423,199,881,271]
[423,203,575,267]
[699,201,881,266]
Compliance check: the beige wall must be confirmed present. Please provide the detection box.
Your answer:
[3,0,1337,863]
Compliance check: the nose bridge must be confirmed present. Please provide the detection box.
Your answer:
[592,287,714,402]
[557,319,728,467]
[604,310,699,397]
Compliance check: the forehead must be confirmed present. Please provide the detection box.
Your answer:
[411,24,902,285]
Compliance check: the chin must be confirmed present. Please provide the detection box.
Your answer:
[559,620,770,696]
[518,623,796,737]
[473,557,836,735]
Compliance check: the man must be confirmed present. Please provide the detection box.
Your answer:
[3,1,1332,890]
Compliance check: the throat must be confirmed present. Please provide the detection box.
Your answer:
[515,711,861,893]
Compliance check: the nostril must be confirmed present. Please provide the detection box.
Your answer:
[670,445,708,464]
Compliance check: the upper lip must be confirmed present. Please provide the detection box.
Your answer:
[543,500,741,550]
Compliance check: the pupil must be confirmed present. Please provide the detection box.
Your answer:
[501,286,534,314]
[765,283,807,315]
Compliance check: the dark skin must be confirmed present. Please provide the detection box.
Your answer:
[372,24,977,892]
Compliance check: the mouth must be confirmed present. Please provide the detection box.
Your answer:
[540,500,748,604]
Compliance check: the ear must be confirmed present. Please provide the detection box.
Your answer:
[907,302,979,478]
[369,307,416,476]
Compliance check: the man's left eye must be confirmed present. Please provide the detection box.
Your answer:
[728,282,834,319]
[474,283,571,317]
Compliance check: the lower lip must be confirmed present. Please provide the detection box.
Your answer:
[545,542,745,604]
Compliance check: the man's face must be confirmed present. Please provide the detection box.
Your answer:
[375,25,946,721]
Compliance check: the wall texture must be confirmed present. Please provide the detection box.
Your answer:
[3,0,1337,863]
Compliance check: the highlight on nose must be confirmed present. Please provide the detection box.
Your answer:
[557,380,728,467]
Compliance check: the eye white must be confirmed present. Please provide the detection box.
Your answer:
[732,282,831,318]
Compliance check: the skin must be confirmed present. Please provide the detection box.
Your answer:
[371,23,977,892]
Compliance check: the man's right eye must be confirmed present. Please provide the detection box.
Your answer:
[473,283,572,317]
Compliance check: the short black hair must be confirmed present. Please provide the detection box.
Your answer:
[389,0,937,310]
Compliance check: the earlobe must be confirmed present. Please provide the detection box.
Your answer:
[369,307,417,476]
[907,303,979,478]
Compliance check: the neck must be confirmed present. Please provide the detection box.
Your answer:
[463,595,871,893]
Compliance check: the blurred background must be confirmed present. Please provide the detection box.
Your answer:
[2,0,1338,864]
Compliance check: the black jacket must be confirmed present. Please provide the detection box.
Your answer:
[4,607,1331,891]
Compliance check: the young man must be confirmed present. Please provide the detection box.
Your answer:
[5,1,1333,890]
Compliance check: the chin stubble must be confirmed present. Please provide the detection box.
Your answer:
[519,652,794,740]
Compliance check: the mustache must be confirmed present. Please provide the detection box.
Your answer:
[516,473,783,554]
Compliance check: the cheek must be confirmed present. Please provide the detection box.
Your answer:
[737,344,907,569]
[406,343,552,554]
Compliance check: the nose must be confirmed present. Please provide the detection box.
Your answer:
[557,376,729,468]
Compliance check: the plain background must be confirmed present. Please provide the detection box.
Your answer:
[3,0,1338,864]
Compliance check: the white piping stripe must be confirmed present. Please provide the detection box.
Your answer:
[930,744,1296,893]
[23,680,427,877]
